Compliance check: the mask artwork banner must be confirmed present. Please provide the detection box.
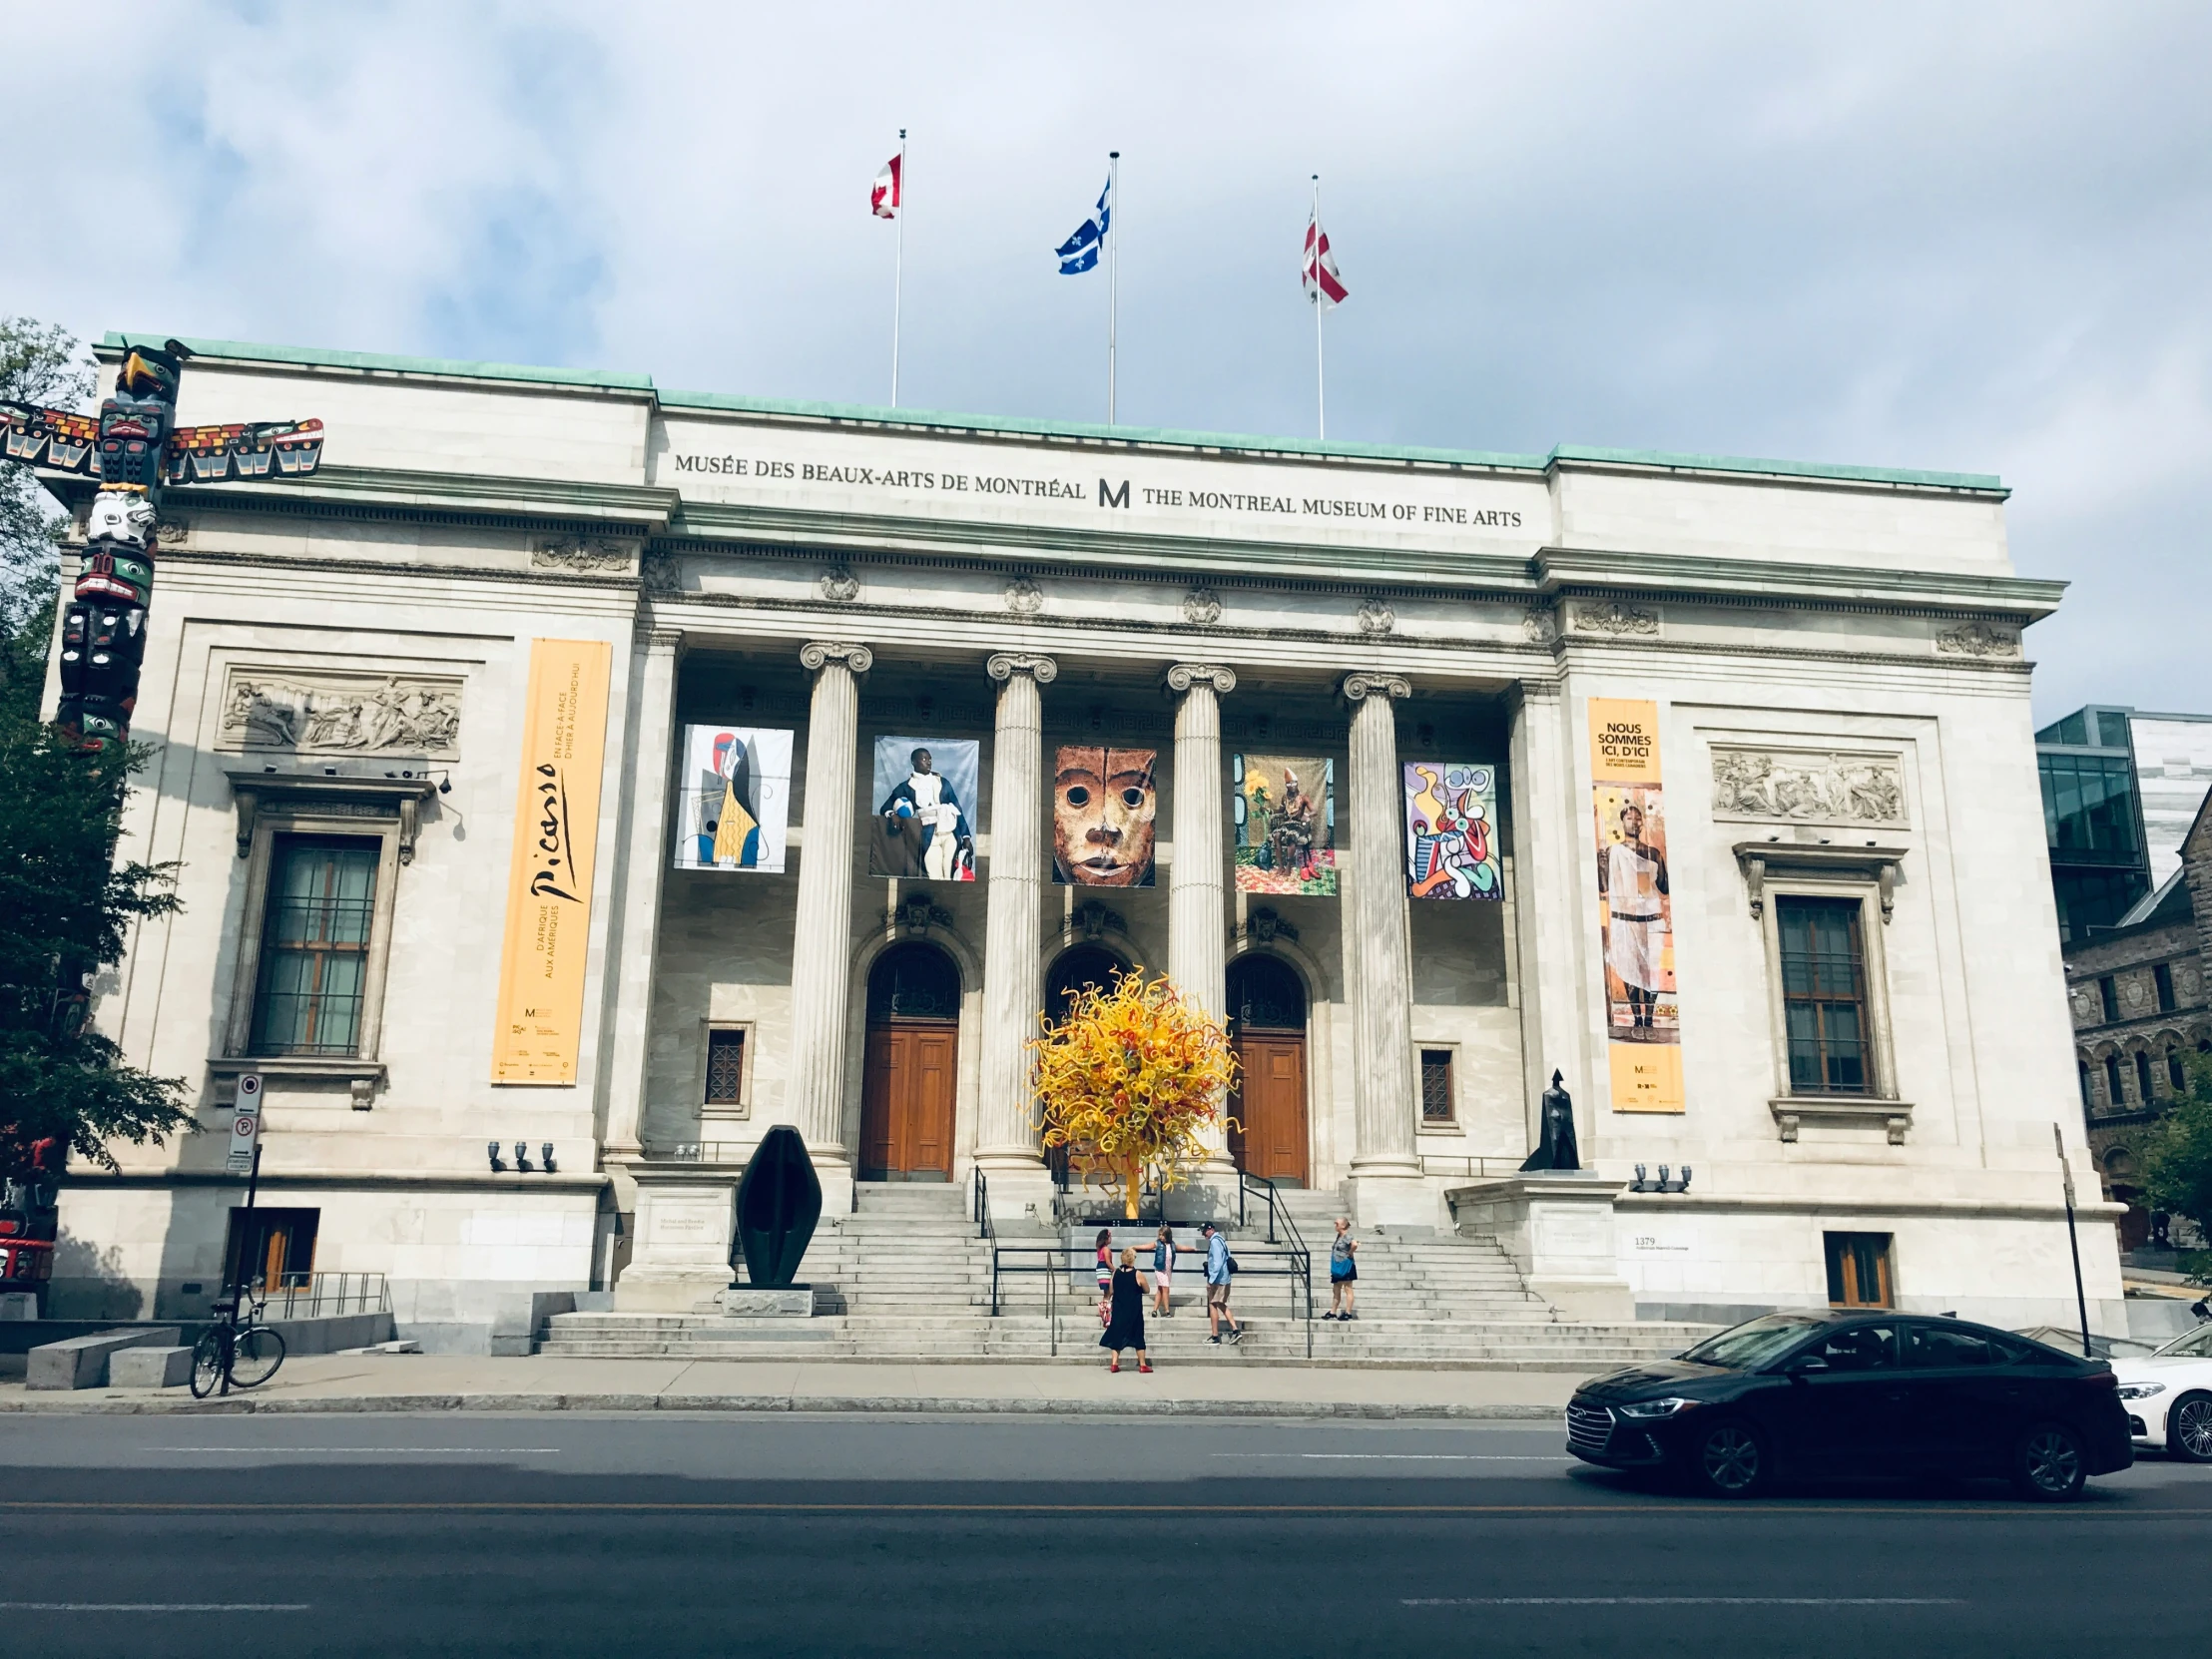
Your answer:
[1589,698,1684,1113]
[493,638,613,1085]
[1232,753,1337,895]
[1053,745,1157,886]
[1403,763,1501,899]
[870,736,979,880]
[672,725,794,872]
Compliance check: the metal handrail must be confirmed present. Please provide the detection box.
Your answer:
[255,1271,390,1319]
[1419,1155,1527,1182]
[971,1166,993,1241]
[1236,1173,1315,1359]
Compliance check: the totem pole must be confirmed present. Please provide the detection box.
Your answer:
[1,339,324,746]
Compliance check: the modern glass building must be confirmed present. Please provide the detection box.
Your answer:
[2038,706,2152,942]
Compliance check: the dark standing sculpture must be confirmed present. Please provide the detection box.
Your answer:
[731,1125,823,1290]
[1519,1069,1582,1173]
[2,338,324,748]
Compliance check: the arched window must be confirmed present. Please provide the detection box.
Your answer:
[2105,1053,2126,1106]
[1044,945,1125,1028]
[2169,1048,2187,1094]
[1228,953,1307,1033]
[2136,1050,2156,1104]
[2078,1061,2093,1110]
[865,943,961,1023]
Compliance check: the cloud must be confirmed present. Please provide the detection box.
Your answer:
[3,0,2204,714]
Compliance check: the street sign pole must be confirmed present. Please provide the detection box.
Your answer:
[2054,1123,2091,1359]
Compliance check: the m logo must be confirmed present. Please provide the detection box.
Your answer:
[1099,478,1130,509]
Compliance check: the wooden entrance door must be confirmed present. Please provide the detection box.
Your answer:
[1231,1036,1308,1184]
[860,1026,956,1179]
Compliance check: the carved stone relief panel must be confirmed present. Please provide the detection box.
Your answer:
[530,536,633,573]
[218,665,463,759]
[1710,746,1908,829]
[1567,601,1659,638]
[1934,620,2022,659]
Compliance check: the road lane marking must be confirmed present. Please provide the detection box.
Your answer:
[0,1602,311,1612]
[1212,1452,1572,1461]
[152,1447,561,1454]
[1404,1596,1965,1606]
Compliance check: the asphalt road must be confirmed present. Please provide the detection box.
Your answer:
[3,1411,2208,1657]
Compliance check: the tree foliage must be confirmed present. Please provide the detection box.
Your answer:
[1031,969,1237,1220]
[2140,1049,2212,1244]
[0,318,191,1180]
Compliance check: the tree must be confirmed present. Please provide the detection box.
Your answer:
[0,318,192,1181]
[2140,1049,2212,1247]
[1031,968,1238,1220]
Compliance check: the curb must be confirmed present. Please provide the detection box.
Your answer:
[0,1391,1564,1421]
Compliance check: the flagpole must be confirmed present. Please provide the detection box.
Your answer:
[1312,173,1326,442]
[891,129,906,408]
[1107,150,1120,425]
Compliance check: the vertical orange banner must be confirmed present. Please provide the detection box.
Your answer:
[492,639,613,1084]
[1588,698,1685,1112]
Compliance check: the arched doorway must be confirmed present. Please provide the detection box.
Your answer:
[1228,953,1308,1185]
[859,942,961,1181]
[1040,945,1129,1187]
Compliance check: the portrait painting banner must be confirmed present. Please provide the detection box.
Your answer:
[672,725,794,872]
[493,638,613,1085]
[870,735,979,880]
[1053,745,1157,886]
[1232,753,1337,895]
[1588,698,1685,1113]
[1403,762,1501,899]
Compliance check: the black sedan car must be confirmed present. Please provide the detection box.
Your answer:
[1567,1310,2133,1500]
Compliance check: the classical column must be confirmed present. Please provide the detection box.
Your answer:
[1506,680,1586,1158]
[974,652,1058,1219]
[1167,663,1239,1189]
[787,641,872,1199]
[600,627,683,1160]
[1343,670,1428,1224]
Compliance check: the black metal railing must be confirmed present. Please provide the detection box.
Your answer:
[971,1166,993,1241]
[987,1244,1067,1357]
[1236,1172,1315,1358]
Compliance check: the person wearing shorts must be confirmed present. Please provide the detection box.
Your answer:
[1326,1217,1359,1320]
[1151,1226,1176,1318]
[1201,1221,1241,1344]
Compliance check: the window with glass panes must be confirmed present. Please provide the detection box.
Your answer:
[1419,1049,1455,1124]
[1778,896,1870,1094]
[249,836,379,1054]
[705,1028,747,1106]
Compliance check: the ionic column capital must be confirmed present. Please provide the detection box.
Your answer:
[801,641,873,674]
[1165,663,1237,696]
[1342,670,1412,703]
[986,651,1058,685]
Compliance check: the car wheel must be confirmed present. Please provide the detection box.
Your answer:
[1686,1417,1769,1499]
[2011,1422,2086,1501]
[2168,1392,2212,1464]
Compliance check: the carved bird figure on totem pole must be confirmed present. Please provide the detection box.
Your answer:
[1,338,325,748]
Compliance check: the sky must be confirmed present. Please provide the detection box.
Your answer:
[4,0,2205,722]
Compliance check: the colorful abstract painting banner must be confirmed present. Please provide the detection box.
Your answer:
[1588,699,1685,1113]
[493,639,613,1084]
[1403,762,1501,898]
[672,725,794,872]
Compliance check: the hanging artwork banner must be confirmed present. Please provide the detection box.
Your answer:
[1232,753,1337,895]
[492,638,613,1084]
[870,736,979,880]
[1588,698,1685,1112]
[1052,745,1157,886]
[672,725,795,872]
[1403,762,1501,898]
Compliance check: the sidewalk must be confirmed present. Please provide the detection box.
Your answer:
[0,1351,1590,1419]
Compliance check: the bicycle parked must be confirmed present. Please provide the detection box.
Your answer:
[189,1279,287,1398]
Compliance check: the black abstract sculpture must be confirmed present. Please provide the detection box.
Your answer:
[731,1125,823,1289]
[1518,1069,1581,1173]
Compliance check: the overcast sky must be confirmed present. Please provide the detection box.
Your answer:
[6,1,2204,721]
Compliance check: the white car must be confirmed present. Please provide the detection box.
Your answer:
[2112,1321,2212,1462]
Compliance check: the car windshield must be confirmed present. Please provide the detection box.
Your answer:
[1679,1314,1831,1370]
[2152,1324,2212,1360]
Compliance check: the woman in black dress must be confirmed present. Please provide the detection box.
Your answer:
[1100,1247,1152,1373]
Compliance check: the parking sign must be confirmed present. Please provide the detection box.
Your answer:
[227,1073,263,1173]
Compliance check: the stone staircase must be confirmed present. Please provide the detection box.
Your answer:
[537,1178,1716,1369]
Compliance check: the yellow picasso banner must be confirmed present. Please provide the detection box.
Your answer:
[492,639,613,1084]
[1589,698,1685,1113]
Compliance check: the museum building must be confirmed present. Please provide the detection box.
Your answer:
[37,333,2123,1349]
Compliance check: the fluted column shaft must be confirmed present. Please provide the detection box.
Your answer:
[975,652,1057,1167]
[788,642,872,1166]
[1345,671,1421,1177]
[1167,664,1238,1181]
[601,628,683,1159]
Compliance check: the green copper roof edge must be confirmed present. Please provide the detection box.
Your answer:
[100,331,2006,494]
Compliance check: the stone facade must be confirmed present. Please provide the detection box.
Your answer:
[32,334,2124,1347]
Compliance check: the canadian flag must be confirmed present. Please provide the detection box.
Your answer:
[871,153,902,220]
[1303,213,1348,308]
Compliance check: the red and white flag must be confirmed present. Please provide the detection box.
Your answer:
[1302,213,1348,308]
[871,153,902,219]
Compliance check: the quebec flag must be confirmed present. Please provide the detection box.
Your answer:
[1056,174,1113,274]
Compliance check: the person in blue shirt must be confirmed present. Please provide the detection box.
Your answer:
[1200,1221,1242,1345]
